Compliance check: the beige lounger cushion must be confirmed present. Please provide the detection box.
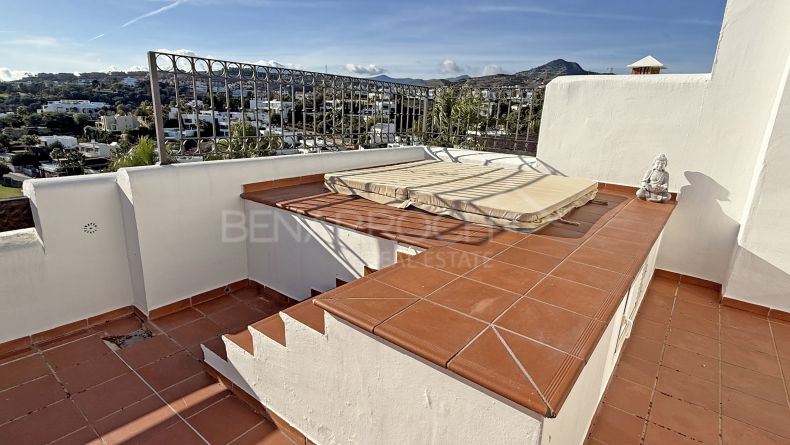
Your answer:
[324,160,597,230]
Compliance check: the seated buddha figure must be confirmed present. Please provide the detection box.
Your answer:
[636,154,671,203]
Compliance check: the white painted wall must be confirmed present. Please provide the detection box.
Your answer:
[0,174,136,343]
[119,148,425,312]
[725,53,790,310]
[536,0,790,285]
[246,204,398,300]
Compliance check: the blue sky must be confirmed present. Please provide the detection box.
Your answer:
[0,0,726,81]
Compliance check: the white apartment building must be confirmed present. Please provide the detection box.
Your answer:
[38,99,108,116]
[38,135,78,148]
[96,114,140,133]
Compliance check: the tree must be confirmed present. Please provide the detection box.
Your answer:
[11,152,38,166]
[19,135,39,147]
[0,133,11,149]
[110,136,158,170]
[50,148,85,175]
[217,122,278,159]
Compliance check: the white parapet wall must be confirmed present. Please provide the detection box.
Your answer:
[119,147,425,312]
[0,174,136,342]
[534,0,790,294]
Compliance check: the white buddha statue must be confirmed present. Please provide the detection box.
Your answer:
[636,154,671,203]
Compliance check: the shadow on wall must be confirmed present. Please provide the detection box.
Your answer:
[727,246,790,309]
[658,171,739,283]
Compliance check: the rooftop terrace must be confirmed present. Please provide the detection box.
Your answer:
[1,0,789,443]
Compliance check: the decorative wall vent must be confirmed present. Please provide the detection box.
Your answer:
[83,222,98,234]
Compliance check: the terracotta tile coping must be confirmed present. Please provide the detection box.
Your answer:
[240,178,682,417]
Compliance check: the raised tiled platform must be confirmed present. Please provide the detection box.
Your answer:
[0,286,297,445]
[586,274,790,445]
[242,180,677,417]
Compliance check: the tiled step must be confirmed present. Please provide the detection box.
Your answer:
[251,315,286,347]
[283,300,326,334]
[225,329,253,354]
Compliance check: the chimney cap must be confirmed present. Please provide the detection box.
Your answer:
[627,55,666,69]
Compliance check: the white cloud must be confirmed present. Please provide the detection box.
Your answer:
[6,36,59,48]
[122,0,185,28]
[481,64,506,76]
[0,68,32,82]
[252,59,304,70]
[439,59,464,74]
[156,48,198,57]
[343,63,386,76]
[127,65,147,72]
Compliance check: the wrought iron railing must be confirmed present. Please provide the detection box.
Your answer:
[147,51,542,163]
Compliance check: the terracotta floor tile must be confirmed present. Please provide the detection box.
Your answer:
[672,312,719,340]
[231,421,295,445]
[194,295,239,316]
[427,277,520,322]
[55,352,129,394]
[447,328,549,416]
[50,425,102,445]
[722,387,790,440]
[465,259,545,295]
[676,283,719,308]
[93,395,180,445]
[167,318,225,349]
[208,303,265,332]
[136,351,204,392]
[656,366,719,412]
[526,276,611,320]
[588,404,645,444]
[603,376,652,418]
[638,300,674,325]
[117,334,182,369]
[569,245,639,275]
[0,399,88,445]
[722,415,790,445]
[631,318,669,342]
[71,372,154,422]
[646,277,679,297]
[721,362,788,406]
[649,392,719,444]
[186,396,265,444]
[42,335,112,369]
[135,420,206,445]
[493,246,563,274]
[622,336,664,364]
[551,260,627,292]
[375,264,456,297]
[642,288,676,309]
[585,235,648,258]
[497,297,601,356]
[721,341,781,378]
[643,422,702,445]
[514,235,578,259]
[772,323,790,360]
[411,246,489,276]
[160,372,229,418]
[99,315,144,337]
[720,307,771,334]
[447,239,509,258]
[662,345,719,383]
[0,353,51,391]
[615,354,659,388]
[674,300,720,321]
[721,325,775,355]
[666,327,720,359]
[151,308,205,332]
[375,300,486,366]
[0,374,67,423]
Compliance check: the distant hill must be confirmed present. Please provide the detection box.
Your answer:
[370,59,602,88]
